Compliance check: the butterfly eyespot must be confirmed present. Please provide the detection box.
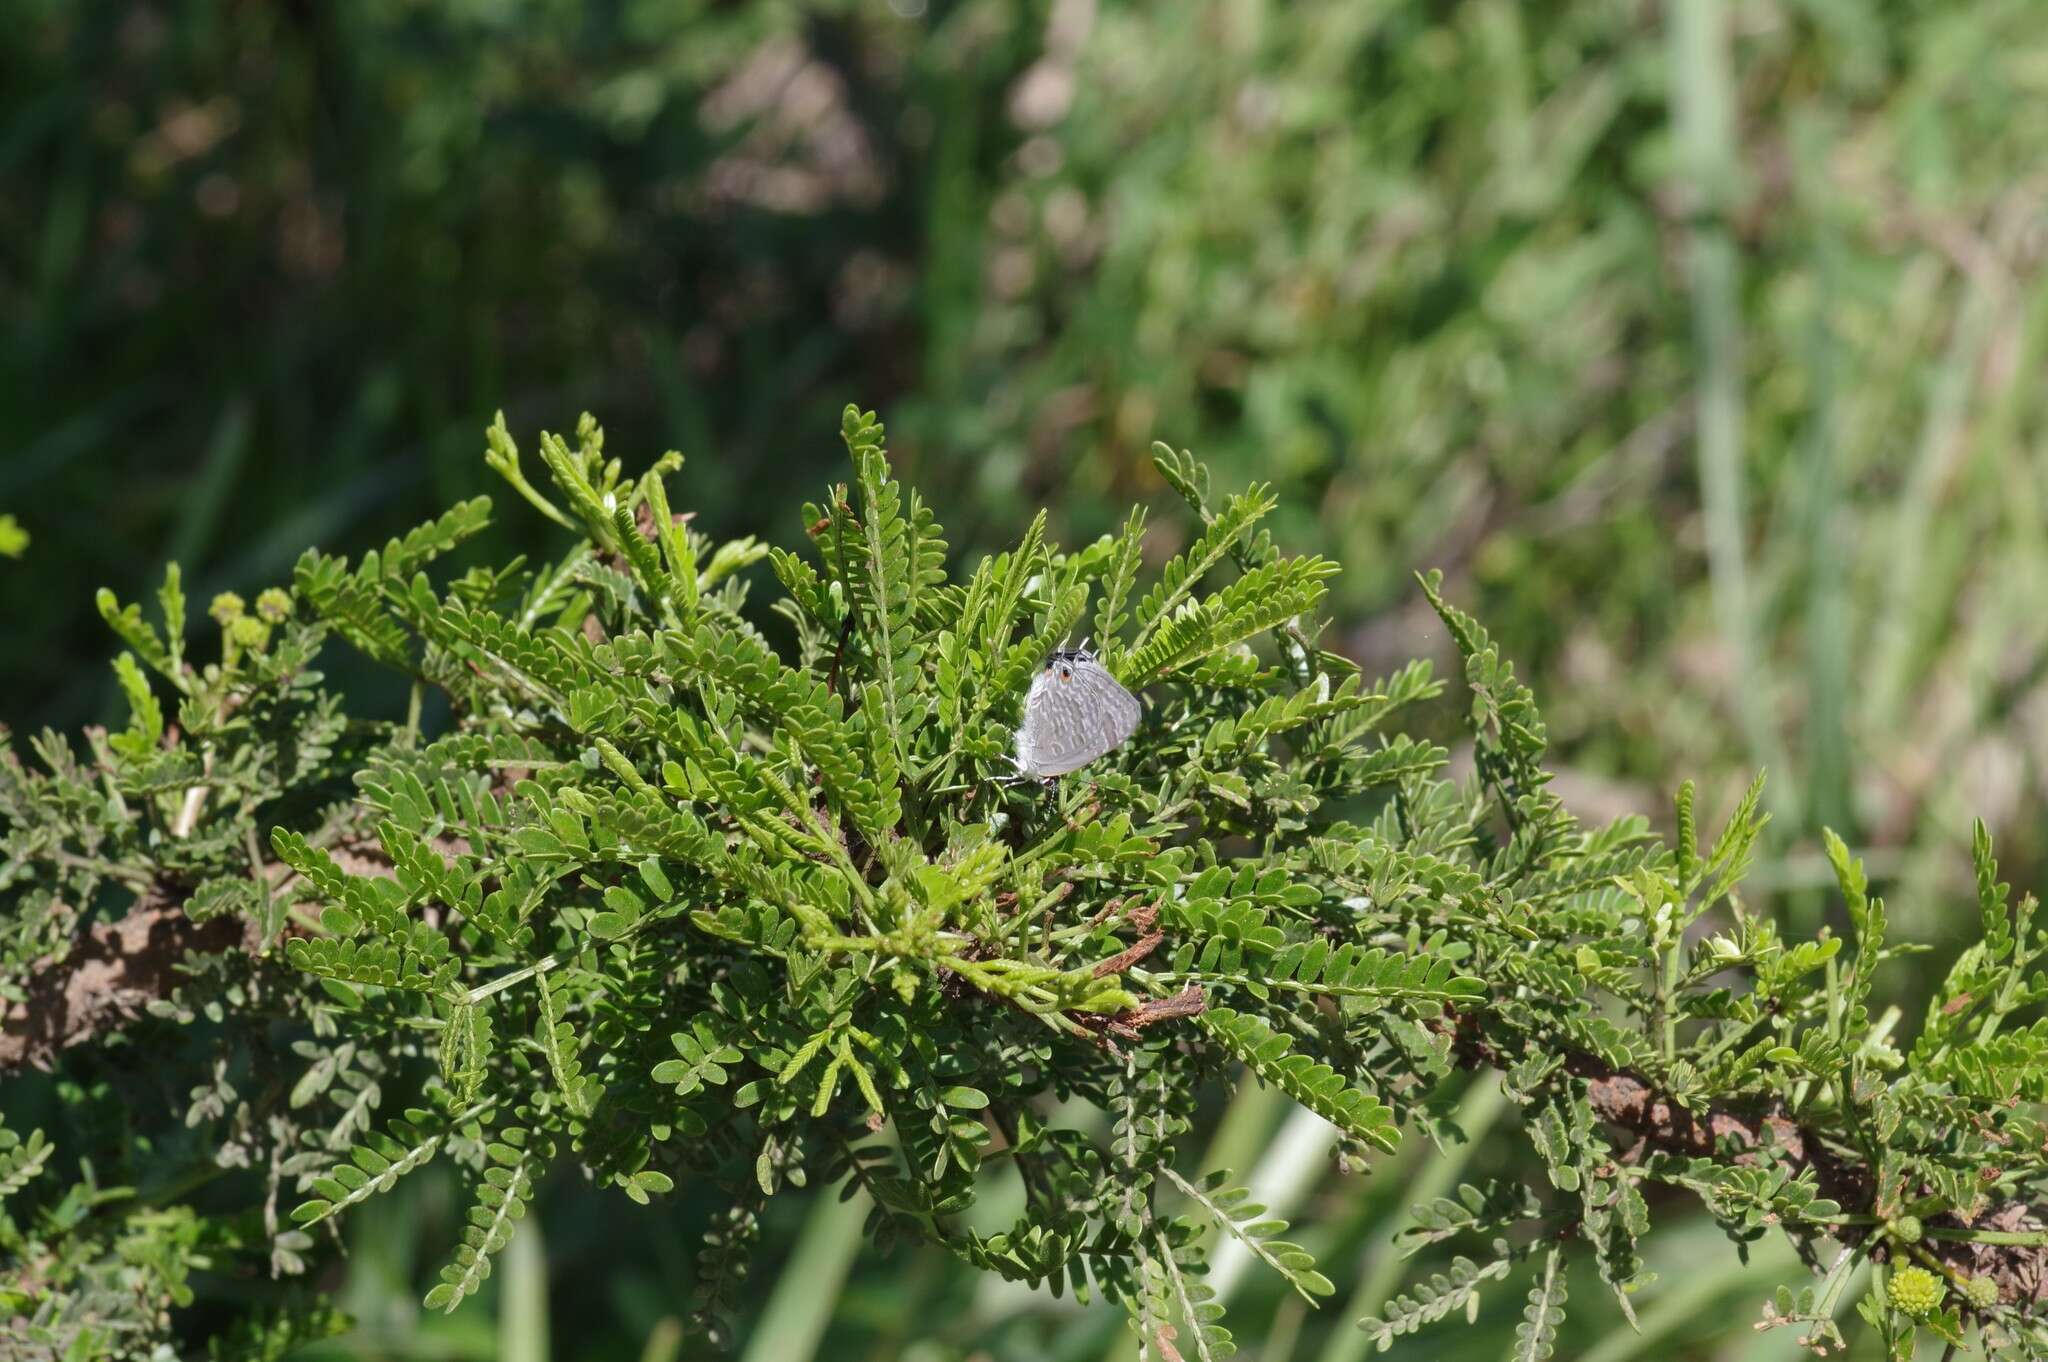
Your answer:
[1060,667,1072,681]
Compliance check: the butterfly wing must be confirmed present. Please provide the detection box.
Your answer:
[1071,658,1141,748]
[1015,669,1094,777]
[1016,658,1142,777]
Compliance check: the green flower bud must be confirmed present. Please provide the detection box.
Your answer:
[1886,1265,1944,1317]
[1888,1215,1924,1244]
[229,615,270,651]
[255,587,294,624]
[1962,1274,2000,1310]
[209,591,246,626]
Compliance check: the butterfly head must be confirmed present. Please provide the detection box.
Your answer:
[1045,639,1097,681]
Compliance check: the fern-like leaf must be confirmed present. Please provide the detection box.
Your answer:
[1201,1008,1399,1152]
[423,1130,539,1312]
[1513,1246,1569,1362]
[1163,1167,1334,1302]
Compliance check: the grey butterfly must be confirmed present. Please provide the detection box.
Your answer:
[1014,644,1142,779]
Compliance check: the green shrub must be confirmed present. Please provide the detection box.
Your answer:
[15,0,2048,955]
[5,410,2048,1361]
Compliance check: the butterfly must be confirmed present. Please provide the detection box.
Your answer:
[1013,644,1143,779]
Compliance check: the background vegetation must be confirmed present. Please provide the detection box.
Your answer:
[5,0,2047,1358]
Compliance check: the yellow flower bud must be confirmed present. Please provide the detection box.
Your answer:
[1886,1266,1943,1317]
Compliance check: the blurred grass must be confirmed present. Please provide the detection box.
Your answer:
[8,0,2048,1357]
[737,1188,870,1362]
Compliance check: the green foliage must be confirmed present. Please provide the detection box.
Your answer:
[1200,1010,1401,1154]
[1512,1247,1569,1362]
[1358,1252,1520,1349]
[900,0,2048,990]
[0,1119,51,1204]
[9,407,2048,1359]
[12,1,2048,1355]
[1162,1166,1334,1303]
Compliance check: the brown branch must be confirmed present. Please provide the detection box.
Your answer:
[0,894,251,1071]
[1445,1004,2048,1308]
[1126,985,1206,1026]
[1579,1070,1805,1163]
[1074,985,1207,1051]
[1,826,470,1073]
[1092,931,1164,978]
[1576,1062,2048,1306]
